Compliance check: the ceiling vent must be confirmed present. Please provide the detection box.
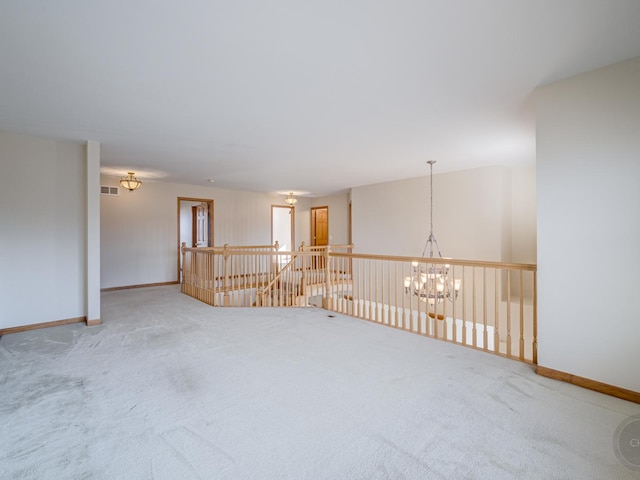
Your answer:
[101,186,120,196]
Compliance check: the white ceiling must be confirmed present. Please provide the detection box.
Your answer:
[2,1,640,196]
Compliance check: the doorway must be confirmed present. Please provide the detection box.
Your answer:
[311,206,329,270]
[272,205,294,266]
[177,197,214,281]
[272,204,295,246]
[310,206,329,246]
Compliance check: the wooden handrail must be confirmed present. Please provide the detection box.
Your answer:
[301,243,354,251]
[182,243,278,253]
[329,251,536,271]
[259,252,301,295]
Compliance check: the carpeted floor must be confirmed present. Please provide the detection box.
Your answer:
[1,286,638,479]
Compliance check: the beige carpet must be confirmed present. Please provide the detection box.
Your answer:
[0,285,638,479]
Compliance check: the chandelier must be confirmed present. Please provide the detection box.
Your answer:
[120,172,142,191]
[404,161,461,304]
[284,192,297,205]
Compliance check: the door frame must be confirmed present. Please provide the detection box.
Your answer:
[191,205,198,247]
[177,197,214,281]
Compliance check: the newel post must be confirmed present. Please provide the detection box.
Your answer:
[273,240,280,279]
[223,244,231,306]
[299,242,307,301]
[322,245,333,310]
[181,242,187,290]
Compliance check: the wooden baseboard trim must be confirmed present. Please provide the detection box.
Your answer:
[86,318,102,326]
[0,316,87,336]
[536,365,640,404]
[101,281,179,292]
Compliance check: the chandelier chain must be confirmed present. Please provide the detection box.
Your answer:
[421,161,443,259]
[430,160,433,236]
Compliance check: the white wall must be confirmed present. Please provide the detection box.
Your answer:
[537,57,640,392]
[0,131,87,328]
[100,178,302,288]
[293,198,311,249]
[511,163,536,264]
[351,166,517,261]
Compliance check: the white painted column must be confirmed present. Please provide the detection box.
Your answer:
[86,140,101,325]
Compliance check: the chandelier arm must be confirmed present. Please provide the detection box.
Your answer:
[421,238,431,258]
[430,234,444,258]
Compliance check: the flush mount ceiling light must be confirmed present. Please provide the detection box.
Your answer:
[119,172,142,191]
[284,192,297,205]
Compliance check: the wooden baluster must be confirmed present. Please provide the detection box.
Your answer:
[339,257,349,314]
[242,253,245,305]
[205,251,209,305]
[442,263,448,341]
[322,246,332,310]
[300,242,306,304]
[374,260,384,324]
[418,261,424,335]
[217,253,222,306]
[472,266,477,348]
[401,262,407,330]
[247,253,251,306]
[519,269,525,361]
[360,258,365,318]
[368,259,373,321]
[494,268,499,354]
[337,255,342,313]
[199,250,204,302]
[506,269,512,358]
[392,261,397,327]
[253,252,257,306]
[533,269,538,365]
[374,258,378,322]
[483,267,488,351]
[451,265,457,344]
[194,249,200,300]
[288,254,292,307]
[461,266,467,346]
[353,258,358,317]
[276,251,286,307]
[211,252,216,305]
[410,263,416,333]
[384,261,390,325]
[203,252,211,305]
[180,242,187,289]
[223,244,231,307]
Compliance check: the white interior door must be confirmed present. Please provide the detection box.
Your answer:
[195,203,209,247]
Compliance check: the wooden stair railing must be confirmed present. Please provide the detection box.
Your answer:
[181,242,537,364]
[256,252,301,307]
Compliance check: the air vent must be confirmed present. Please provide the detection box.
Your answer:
[101,186,119,196]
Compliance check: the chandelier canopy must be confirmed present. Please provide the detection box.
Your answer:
[404,161,461,304]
